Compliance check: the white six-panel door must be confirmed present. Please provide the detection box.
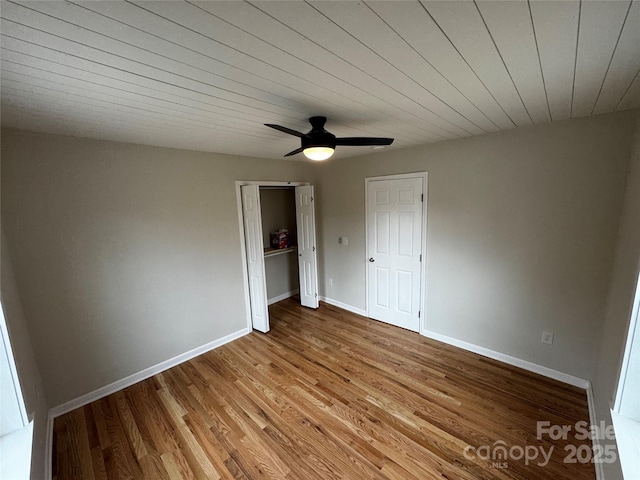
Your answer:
[241,185,269,332]
[367,177,423,332]
[296,186,319,309]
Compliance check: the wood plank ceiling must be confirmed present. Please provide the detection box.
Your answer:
[1,0,639,160]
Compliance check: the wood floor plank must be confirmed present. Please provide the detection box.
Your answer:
[52,298,596,480]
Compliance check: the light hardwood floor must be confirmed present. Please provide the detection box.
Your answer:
[53,298,596,479]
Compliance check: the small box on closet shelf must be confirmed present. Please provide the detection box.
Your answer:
[270,229,289,249]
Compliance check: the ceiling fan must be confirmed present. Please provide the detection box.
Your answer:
[265,116,394,161]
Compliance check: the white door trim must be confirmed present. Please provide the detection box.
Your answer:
[613,272,640,413]
[235,180,310,332]
[364,172,428,334]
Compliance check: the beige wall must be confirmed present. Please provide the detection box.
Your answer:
[315,111,636,381]
[1,129,314,407]
[264,253,299,302]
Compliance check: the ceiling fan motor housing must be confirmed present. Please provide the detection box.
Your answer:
[304,116,336,149]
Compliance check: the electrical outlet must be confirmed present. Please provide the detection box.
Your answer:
[542,331,554,345]
[329,278,333,287]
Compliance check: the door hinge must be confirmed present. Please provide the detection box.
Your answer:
[421,194,424,202]
[312,246,316,252]
[315,293,318,298]
[418,310,421,318]
[311,196,314,202]
[419,254,422,262]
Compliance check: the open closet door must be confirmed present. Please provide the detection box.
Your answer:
[296,186,319,308]
[241,185,269,332]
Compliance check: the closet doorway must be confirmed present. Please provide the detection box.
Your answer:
[236,181,319,333]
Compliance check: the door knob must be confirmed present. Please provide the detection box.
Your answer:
[369,257,375,262]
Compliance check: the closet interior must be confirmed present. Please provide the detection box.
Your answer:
[259,187,299,304]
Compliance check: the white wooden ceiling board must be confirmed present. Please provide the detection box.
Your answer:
[74,0,386,124]
[211,0,462,141]
[593,1,640,114]
[133,0,452,142]
[280,1,484,136]
[0,91,261,156]
[0,64,273,138]
[3,85,278,145]
[0,49,289,127]
[0,19,306,122]
[1,99,171,137]
[257,0,473,138]
[300,1,493,135]
[0,61,281,132]
[0,97,219,149]
[572,0,631,118]
[0,88,282,153]
[13,0,388,131]
[233,0,459,141]
[0,79,277,143]
[422,0,533,127]
[2,48,422,148]
[2,3,316,119]
[528,0,579,121]
[0,109,162,147]
[164,1,447,144]
[69,2,404,141]
[474,1,550,125]
[0,35,304,128]
[1,64,275,132]
[366,1,514,131]
[616,70,640,110]
[1,97,300,159]
[0,105,258,157]
[0,105,215,154]
[1,0,638,159]
[191,1,446,142]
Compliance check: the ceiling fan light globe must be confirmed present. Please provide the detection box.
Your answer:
[303,147,334,161]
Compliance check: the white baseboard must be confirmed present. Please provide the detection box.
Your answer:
[421,329,590,389]
[585,383,605,480]
[319,296,367,317]
[48,327,251,419]
[268,289,299,305]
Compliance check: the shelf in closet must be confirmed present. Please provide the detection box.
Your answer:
[264,246,297,257]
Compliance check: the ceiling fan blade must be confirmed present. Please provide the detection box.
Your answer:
[284,147,304,157]
[265,124,308,138]
[335,137,394,146]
